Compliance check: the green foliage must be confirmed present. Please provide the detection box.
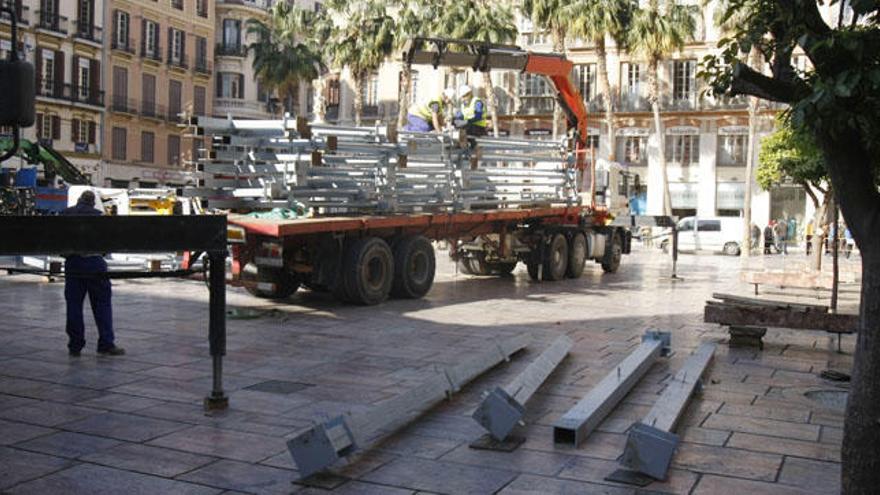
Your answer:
[434,0,517,44]
[247,2,325,105]
[757,116,826,190]
[328,1,395,80]
[627,0,697,65]
[563,0,635,47]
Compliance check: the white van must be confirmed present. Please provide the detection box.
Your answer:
[661,216,744,255]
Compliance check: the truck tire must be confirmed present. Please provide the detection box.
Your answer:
[241,263,299,299]
[527,262,541,281]
[602,233,623,273]
[487,262,517,276]
[543,233,569,281]
[391,236,435,299]
[343,237,394,305]
[723,242,741,256]
[567,233,587,278]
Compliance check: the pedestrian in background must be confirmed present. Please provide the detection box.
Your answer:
[751,223,761,251]
[764,222,775,254]
[805,221,814,255]
[774,219,788,254]
[787,217,797,252]
[61,191,125,357]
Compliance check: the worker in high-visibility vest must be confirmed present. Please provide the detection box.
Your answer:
[453,84,488,136]
[404,88,456,132]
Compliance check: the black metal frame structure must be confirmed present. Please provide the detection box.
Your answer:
[0,215,230,410]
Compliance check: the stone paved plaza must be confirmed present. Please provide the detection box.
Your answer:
[0,247,857,494]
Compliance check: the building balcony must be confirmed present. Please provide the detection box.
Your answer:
[218,0,274,9]
[215,43,246,57]
[140,44,162,62]
[36,10,67,35]
[111,37,136,55]
[36,82,104,107]
[193,58,212,75]
[1,4,29,26]
[111,96,138,115]
[618,95,651,112]
[214,98,272,118]
[167,56,188,70]
[73,22,102,44]
[140,102,166,121]
[518,95,555,115]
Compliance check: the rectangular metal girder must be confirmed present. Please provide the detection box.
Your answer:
[553,331,670,447]
[287,334,529,479]
[0,215,227,255]
[473,335,573,441]
[704,301,857,334]
[620,343,716,480]
[711,293,829,312]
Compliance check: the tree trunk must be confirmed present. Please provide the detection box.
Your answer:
[648,58,671,216]
[353,72,365,127]
[596,37,614,161]
[482,71,500,138]
[831,197,839,312]
[313,76,327,123]
[397,63,412,129]
[810,195,828,272]
[551,30,564,139]
[742,96,757,256]
[810,130,880,494]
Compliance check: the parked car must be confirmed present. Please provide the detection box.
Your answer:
[660,216,743,255]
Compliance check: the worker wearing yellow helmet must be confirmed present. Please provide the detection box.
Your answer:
[404,88,456,133]
[453,84,488,136]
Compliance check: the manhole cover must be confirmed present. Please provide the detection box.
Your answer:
[245,380,313,394]
[804,389,848,412]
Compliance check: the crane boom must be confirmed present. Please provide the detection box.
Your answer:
[401,37,589,170]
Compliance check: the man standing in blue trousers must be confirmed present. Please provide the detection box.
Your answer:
[61,190,125,357]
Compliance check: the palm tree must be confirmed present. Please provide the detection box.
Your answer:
[393,1,442,129]
[627,0,696,215]
[247,2,323,117]
[521,0,573,138]
[328,0,395,126]
[565,0,635,161]
[436,0,517,137]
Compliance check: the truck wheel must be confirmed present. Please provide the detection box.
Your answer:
[543,233,569,281]
[527,262,541,281]
[487,262,517,276]
[391,236,435,299]
[567,233,587,278]
[241,263,299,299]
[602,234,623,273]
[343,237,394,305]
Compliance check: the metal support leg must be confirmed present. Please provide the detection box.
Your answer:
[204,250,229,411]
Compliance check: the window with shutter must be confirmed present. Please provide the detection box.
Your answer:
[51,115,60,139]
[88,121,96,144]
[169,80,182,117]
[71,118,80,143]
[167,134,181,166]
[141,131,154,163]
[112,127,127,160]
[36,114,44,139]
[53,50,64,98]
[194,86,206,115]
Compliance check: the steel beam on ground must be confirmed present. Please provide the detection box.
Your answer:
[287,333,529,479]
[553,331,670,447]
[704,301,857,334]
[619,343,716,480]
[473,335,573,441]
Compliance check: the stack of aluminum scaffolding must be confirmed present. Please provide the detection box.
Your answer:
[184,115,579,214]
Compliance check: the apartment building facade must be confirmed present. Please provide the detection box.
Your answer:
[102,0,213,188]
[1,0,106,182]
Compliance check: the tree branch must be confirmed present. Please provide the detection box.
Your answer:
[801,180,820,208]
[729,62,805,103]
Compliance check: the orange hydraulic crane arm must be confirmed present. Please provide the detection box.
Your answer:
[402,37,589,166]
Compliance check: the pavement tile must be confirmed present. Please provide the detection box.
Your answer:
[727,432,841,462]
[6,463,220,495]
[0,446,71,490]
[692,474,811,494]
[778,457,841,494]
[0,393,39,411]
[498,474,633,495]
[557,454,698,494]
[81,442,217,477]
[375,432,462,460]
[298,480,412,494]
[76,393,166,412]
[0,402,104,427]
[718,402,812,423]
[15,431,122,459]
[820,425,843,444]
[361,457,517,495]
[703,413,821,441]
[178,459,298,495]
[678,426,730,446]
[672,443,782,481]
[0,418,55,445]
[439,443,575,477]
[148,425,287,462]
[62,411,189,442]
